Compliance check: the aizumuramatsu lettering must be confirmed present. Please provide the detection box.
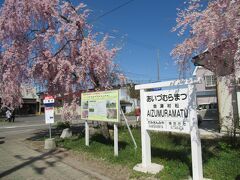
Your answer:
[147,109,188,118]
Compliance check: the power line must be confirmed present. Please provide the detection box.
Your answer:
[87,0,162,51]
[86,0,175,80]
[93,24,158,50]
[89,0,136,23]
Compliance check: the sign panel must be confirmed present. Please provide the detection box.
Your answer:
[81,90,119,122]
[45,107,54,124]
[143,88,190,133]
[44,96,55,124]
[43,96,55,104]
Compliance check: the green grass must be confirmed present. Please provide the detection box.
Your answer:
[56,127,240,179]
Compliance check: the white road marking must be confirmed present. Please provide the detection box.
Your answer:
[0,124,46,129]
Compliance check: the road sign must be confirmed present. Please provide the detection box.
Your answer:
[44,96,54,124]
[43,96,55,105]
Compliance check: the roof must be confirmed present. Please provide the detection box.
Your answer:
[191,39,238,76]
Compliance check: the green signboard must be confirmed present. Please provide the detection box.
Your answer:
[81,90,119,122]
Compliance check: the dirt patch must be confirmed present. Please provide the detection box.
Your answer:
[25,139,44,150]
[25,139,131,180]
[63,149,131,180]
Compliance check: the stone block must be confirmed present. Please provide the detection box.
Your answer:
[44,138,56,150]
[133,163,164,174]
[60,128,72,139]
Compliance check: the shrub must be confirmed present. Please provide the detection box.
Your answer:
[56,121,70,130]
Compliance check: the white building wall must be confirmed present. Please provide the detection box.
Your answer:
[194,66,215,92]
[119,87,138,113]
[193,66,217,105]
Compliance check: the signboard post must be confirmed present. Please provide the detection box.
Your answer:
[81,90,120,156]
[43,96,55,138]
[85,121,89,146]
[134,79,203,179]
[114,123,118,156]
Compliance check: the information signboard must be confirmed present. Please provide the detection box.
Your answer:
[81,90,119,122]
[143,88,190,133]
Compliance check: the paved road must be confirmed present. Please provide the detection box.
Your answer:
[0,120,111,180]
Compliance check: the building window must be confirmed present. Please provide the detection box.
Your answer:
[205,75,216,87]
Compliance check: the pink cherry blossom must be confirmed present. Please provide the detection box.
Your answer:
[0,0,124,113]
[172,0,240,77]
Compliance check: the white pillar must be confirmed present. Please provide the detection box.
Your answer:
[189,84,203,180]
[140,89,151,167]
[114,123,118,156]
[141,128,151,167]
[85,121,89,146]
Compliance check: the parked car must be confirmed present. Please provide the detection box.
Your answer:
[197,103,218,125]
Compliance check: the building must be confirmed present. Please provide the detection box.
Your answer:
[20,85,41,115]
[119,86,139,113]
[193,66,218,129]
[193,66,217,106]
[0,85,40,115]
[193,50,240,133]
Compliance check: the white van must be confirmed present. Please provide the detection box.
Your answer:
[197,103,218,122]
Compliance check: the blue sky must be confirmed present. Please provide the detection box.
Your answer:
[80,0,192,83]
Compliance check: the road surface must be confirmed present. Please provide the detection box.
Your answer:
[0,116,114,180]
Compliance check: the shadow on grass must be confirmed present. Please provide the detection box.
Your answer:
[90,133,128,150]
[150,133,222,176]
[235,175,240,180]
[151,146,192,173]
[201,136,240,155]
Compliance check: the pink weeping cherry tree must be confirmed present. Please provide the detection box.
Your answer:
[0,0,124,139]
[172,0,240,144]
[171,0,240,77]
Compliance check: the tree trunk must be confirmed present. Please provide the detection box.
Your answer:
[90,66,111,140]
[100,122,111,140]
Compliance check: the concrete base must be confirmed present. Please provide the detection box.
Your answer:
[133,163,164,174]
[44,138,56,150]
[60,128,72,139]
[188,176,212,180]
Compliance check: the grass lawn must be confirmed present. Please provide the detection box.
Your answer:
[56,127,240,180]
